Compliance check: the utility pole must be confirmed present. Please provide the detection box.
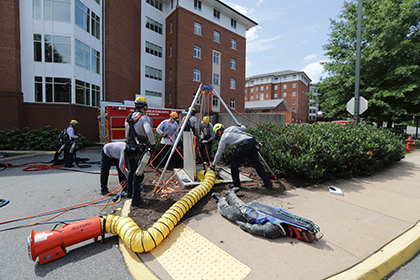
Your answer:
[354,0,363,128]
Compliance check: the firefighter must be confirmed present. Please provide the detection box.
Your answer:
[63,120,80,168]
[183,107,198,136]
[156,112,181,168]
[198,116,215,165]
[210,123,272,189]
[125,96,156,206]
[100,142,128,195]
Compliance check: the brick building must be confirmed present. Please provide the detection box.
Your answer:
[245,70,311,124]
[0,0,256,141]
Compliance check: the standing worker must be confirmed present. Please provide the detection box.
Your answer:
[125,96,156,206]
[156,112,181,168]
[100,142,128,195]
[64,120,79,168]
[210,123,273,189]
[198,116,215,165]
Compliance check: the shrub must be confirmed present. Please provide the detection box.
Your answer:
[216,123,406,181]
[0,126,88,151]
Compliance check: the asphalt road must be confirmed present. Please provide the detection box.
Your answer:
[0,149,133,280]
[384,251,420,280]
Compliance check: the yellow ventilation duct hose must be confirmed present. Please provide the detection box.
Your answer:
[101,170,216,253]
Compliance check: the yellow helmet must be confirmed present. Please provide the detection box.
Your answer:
[213,123,224,134]
[203,116,210,125]
[170,112,179,120]
[70,120,79,125]
[135,96,148,110]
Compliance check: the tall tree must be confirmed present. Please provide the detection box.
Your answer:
[319,0,420,126]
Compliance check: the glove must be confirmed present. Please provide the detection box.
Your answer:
[161,133,167,137]
[201,139,208,144]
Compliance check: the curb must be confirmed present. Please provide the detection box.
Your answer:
[326,221,420,280]
[118,199,159,280]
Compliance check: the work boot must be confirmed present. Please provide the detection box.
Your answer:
[228,183,241,189]
[101,189,109,196]
[211,192,222,200]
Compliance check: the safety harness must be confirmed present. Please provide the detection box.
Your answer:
[126,112,147,159]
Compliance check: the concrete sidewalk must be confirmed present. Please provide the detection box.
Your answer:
[127,150,420,280]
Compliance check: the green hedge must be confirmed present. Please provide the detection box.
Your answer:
[0,126,88,151]
[217,123,406,181]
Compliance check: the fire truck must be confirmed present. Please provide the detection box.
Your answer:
[98,103,181,143]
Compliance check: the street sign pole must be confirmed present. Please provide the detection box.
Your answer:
[354,0,363,128]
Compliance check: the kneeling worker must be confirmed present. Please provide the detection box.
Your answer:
[210,123,272,189]
[100,142,128,195]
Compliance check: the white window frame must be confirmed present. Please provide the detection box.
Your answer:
[194,45,201,58]
[194,21,202,35]
[230,78,236,90]
[230,58,236,69]
[231,38,236,50]
[214,30,220,43]
[193,69,201,81]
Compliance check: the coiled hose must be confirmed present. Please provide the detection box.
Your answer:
[101,170,216,253]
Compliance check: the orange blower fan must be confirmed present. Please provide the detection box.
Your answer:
[27,216,102,265]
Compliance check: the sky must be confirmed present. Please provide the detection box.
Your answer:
[225,0,345,83]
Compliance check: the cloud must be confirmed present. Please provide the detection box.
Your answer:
[247,34,282,52]
[303,54,318,63]
[256,0,264,7]
[246,26,259,41]
[302,61,326,83]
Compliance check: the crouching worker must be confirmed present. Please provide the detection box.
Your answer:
[211,187,321,242]
[210,123,272,189]
[125,96,156,206]
[100,142,128,195]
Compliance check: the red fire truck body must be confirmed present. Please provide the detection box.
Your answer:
[98,105,181,143]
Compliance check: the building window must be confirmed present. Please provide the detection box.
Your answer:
[274,85,278,90]
[34,76,43,102]
[231,19,237,29]
[256,87,258,91]
[194,45,201,58]
[260,86,263,91]
[145,90,162,97]
[283,84,287,89]
[75,39,90,69]
[92,84,100,107]
[250,96,254,100]
[91,11,100,39]
[274,93,278,98]
[231,38,236,50]
[169,68,172,81]
[45,0,71,22]
[266,93,268,98]
[91,48,100,74]
[45,77,71,103]
[213,9,220,19]
[293,74,297,79]
[146,41,163,57]
[230,98,235,109]
[169,91,172,105]
[169,21,173,33]
[213,51,220,64]
[230,78,236,90]
[212,95,219,107]
[194,0,201,11]
[292,91,296,96]
[34,0,42,19]
[230,58,236,69]
[256,94,259,99]
[146,16,163,35]
[213,74,219,85]
[292,108,296,113]
[75,0,89,32]
[250,88,254,93]
[45,35,71,64]
[283,92,287,97]
[145,65,162,80]
[283,76,287,81]
[194,21,202,35]
[292,100,296,105]
[293,83,297,88]
[214,30,220,43]
[260,93,264,100]
[33,34,42,62]
[193,69,201,81]
[169,44,172,57]
[266,85,268,90]
[146,0,163,11]
[76,79,90,105]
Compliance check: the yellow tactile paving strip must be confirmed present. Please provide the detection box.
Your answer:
[151,223,252,280]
